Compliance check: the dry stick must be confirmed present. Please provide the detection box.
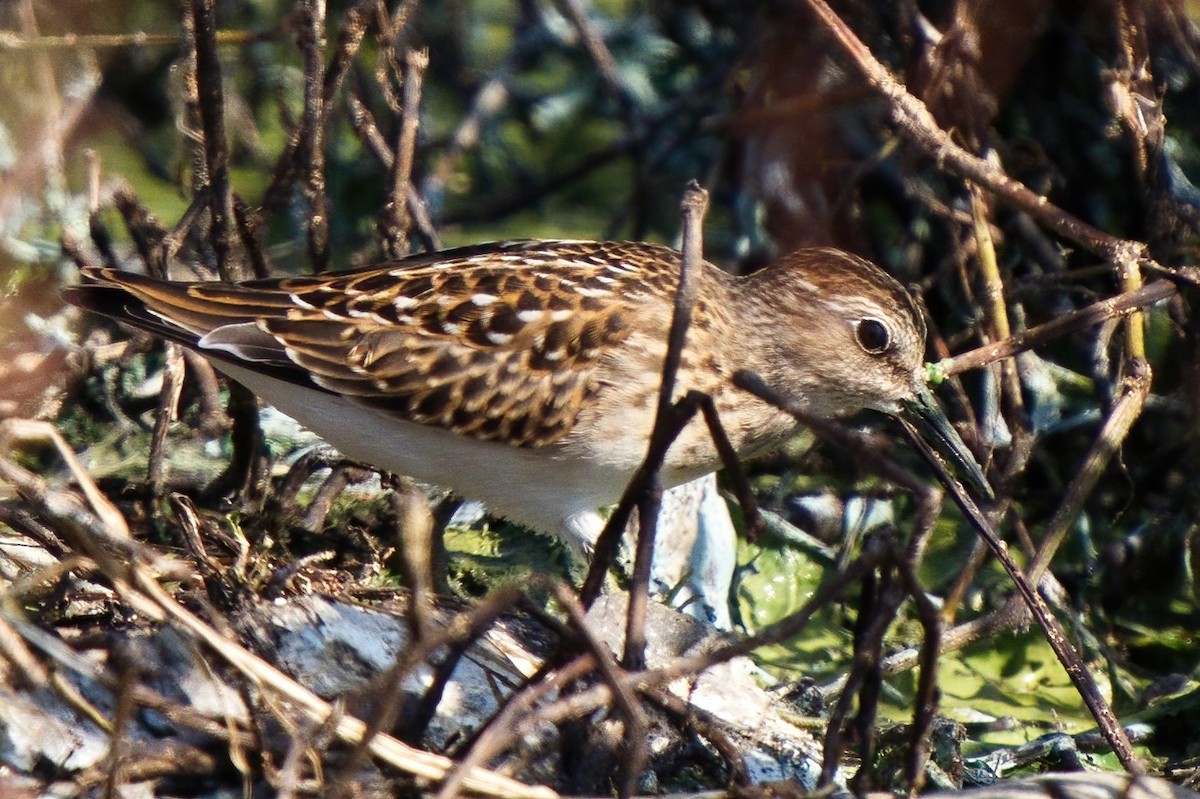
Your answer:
[898,555,943,795]
[536,539,893,732]
[300,464,373,531]
[639,687,752,786]
[112,187,167,274]
[995,359,1153,619]
[0,28,264,51]
[102,645,139,799]
[405,182,442,253]
[97,552,560,799]
[146,343,185,499]
[189,0,237,281]
[158,192,211,268]
[112,183,186,502]
[331,582,536,791]
[179,350,230,434]
[895,420,1141,772]
[0,611,50,688]
[731,371,930,499]
[347,91,442,251]
[799,0,1144,267]
[556,0,638,124]
[0,504,72,562]
[433,655,598,799]
[627,473,663,666]
[297,0,331,271]
[825,568,905,790]
[553,585,649,799]
[1110,0,1160,363]
[381,49,429,258]
[187,1,266,505]
[271,450,335,517]
[622,182,709,673]
[259,0,374,215]
[388,478,437,642]
[232,194,272,279]
[0,420,131,541]
[0,422,182,628]
[934,279,1177,378]
[169,494,224,578]
[970,187,1027,430]
[893,485,947,795]
[695,393,764,540]
[329,0,379,99]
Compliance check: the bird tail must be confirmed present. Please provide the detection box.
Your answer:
[70,265,285,337]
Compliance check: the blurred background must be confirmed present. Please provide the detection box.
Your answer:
[3,0,1200,774]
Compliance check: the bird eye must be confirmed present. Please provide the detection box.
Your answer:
[855,318,890,354]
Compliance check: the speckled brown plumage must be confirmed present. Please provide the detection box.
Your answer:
[66,238,987,551]
[74,241,693,448]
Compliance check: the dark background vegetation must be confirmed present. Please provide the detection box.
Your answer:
[2,0,1200,794]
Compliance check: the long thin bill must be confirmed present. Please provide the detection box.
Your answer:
[900,386,993,500]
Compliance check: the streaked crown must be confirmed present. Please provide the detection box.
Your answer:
[735,247,928,420]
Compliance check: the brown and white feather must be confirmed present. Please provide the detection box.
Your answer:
[66,239,936,549]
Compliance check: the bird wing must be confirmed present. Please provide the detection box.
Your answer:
[66,240,683,447]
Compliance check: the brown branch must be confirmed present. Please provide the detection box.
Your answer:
[555,0,639,125]
[146,343,185,500]
[580,185,708,608]
[798,0,1147,268]
[934,279,1178,378]
[380,48,429,258]
[232,194,272,279]
[0,28,266,51]
[540,539,892,730]
[896,417,1142,772]
[348,90,442,253]
[298,0,330,271]
[1003,358,1153,607]
[112,186,167,276]
[622,182,709,673]
[552,586,648,799]
[189,0,239,281]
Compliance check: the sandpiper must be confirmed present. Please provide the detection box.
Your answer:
[65,239,988,556]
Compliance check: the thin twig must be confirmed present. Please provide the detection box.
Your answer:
[622,182,709,672]
[332,583,536,791]
[555,0,639,125]
[553,585,648,799]
[146,343,185,499]
[381,48,429,258]
[0,28,266,51]
[189,0,238,280]
[798,0,1147,267]
[433,655,596,799]
[298,0,331,271]
[539,539,892,730]
[896,418,1142,772]
[1000,359,1153,608]
[897,526,944,795]
[934,280,1177,378]
[259,0,381,226]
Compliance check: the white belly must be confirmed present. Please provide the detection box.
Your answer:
[216,362,635,548]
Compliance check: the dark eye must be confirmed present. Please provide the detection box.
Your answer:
[855,318,890,354]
